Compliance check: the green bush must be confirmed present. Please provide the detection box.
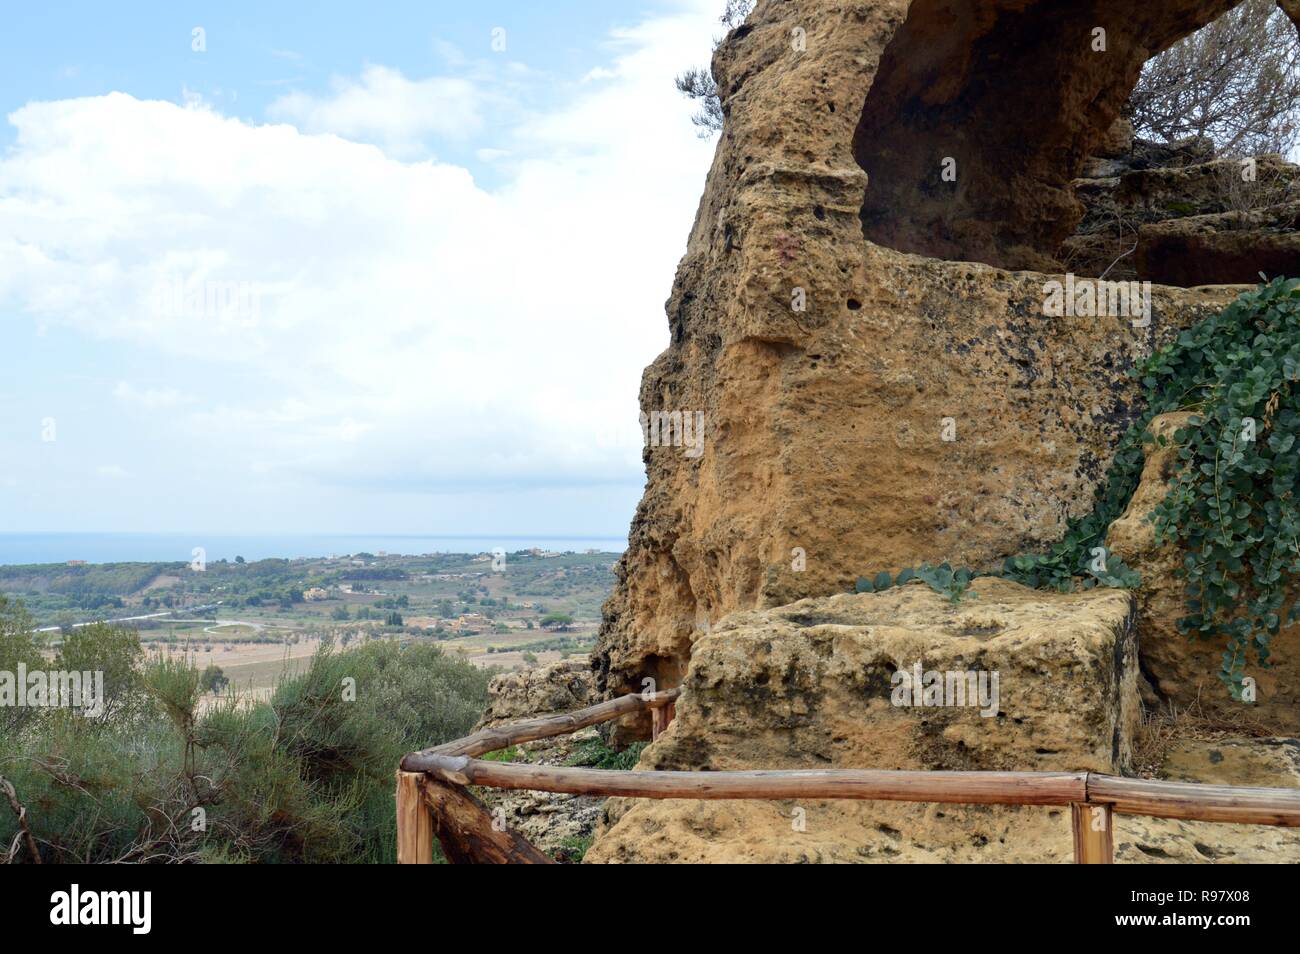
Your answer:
[567,738,646,771]
[0,597,46,736]
[0,619,491,864]
[199,664,228,694]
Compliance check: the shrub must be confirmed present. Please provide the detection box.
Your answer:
[0,617,491,863]
[1129,0,1300,157]
[199,664,228,694]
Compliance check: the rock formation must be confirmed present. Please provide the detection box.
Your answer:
[1064,129,1300,283]
[586,580,1300,863]
[475,659,604,860]
[1137,200,1300,285]
[595,0,1256,726]
[621,579,1141,775]
[573,0,1300,862]
[852,1,1248,270]
[479,658,596,726]
[1107,414,1300,732]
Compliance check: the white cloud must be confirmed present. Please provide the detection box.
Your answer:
[0,0,719,528]
[267,64,481,158]
[113,381,193,409]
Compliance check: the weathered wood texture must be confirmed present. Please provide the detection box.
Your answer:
[420,774,554,864]
[1086,774,1300,827]
[1071,802,1114,864]
[419,753,1300,826]
[395,771,434,865]
[402,688,679,768]
[424,755,1091,805]
[651,704,671,740]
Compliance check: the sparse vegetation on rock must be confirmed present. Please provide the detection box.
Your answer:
[859,279,1300,701]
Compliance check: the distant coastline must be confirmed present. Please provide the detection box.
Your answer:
[0,532,627,566]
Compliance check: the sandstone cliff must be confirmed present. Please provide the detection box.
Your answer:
[594,0,1257,727]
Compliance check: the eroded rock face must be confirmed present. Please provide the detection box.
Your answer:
[591,579,1140,863]
[852,1,1243,270]
[1115,737,1300,864]
[585,791,1300,863]
[1106,414,1300,732]
[1137,200,1300,286]
[626,580,1140,776]
[585,582,1300,863]
[595,0,1248,722]
[1160,737,1300,788]
[1065,146,1300,283]
[476,659,602,861]
[479,658,595,726]
[1066,142,1300,280]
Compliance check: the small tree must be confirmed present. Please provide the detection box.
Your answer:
[199,663,228,694]
[674,1,755,135]
[1128,0,1300,156]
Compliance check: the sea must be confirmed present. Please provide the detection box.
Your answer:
[0,533,627,566]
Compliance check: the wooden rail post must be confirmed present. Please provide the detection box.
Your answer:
[396,771,434,864]
[651,698,677,741]
[1071,801,1114,864]
[651,705,668,740]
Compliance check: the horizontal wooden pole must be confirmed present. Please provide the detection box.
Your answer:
[1087,774,1300,827]
[421,754,1089,805]
[405,690,1300,850]
[401,688,680,768]
[413,754,1300,827]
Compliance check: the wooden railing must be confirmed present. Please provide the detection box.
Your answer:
[396,688,1300,864]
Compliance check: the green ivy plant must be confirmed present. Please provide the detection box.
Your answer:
[853,278,1300,700]
[856,563,977,604]
[1144,277,1300,698]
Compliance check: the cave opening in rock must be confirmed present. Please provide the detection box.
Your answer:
[852,0,1245,279]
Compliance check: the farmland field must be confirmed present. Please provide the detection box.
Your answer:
[1,549,616,691]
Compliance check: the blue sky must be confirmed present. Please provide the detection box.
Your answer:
[0,0,723,539]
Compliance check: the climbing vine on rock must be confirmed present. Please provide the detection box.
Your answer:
[856,278,1300,699]
[1144,277,1300,697]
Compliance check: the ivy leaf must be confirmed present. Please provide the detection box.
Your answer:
[990,280,1297,701]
